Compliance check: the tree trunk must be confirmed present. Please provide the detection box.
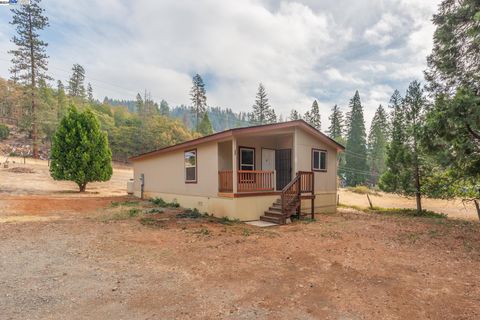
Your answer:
[28,10,38,159]
[78,183,87,192]
[474,200,480,221]
[413,133,422,212]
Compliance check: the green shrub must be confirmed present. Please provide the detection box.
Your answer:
[176,208,207,219]
[0,124,9,140]
[146,208,164,214]
[128,208,141,217]
[149,197,180,208]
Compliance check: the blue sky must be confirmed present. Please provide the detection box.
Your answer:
[0,0,440,129]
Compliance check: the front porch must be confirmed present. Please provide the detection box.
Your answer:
[217,130,294,196]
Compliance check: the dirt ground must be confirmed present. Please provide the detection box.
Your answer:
[0,156,132,196]
[1,160,479,319]
[339,189,479,221]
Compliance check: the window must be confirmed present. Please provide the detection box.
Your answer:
[239,147,255,171]
[184,149,197,183]
[312,149,327,171]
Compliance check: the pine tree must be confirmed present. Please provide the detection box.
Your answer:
[404,80,426,211]
[135,93,144,115]
[344,91,368,186]
[159,99,169,116]
[190,74,207,131]
[327,104,346,178]
[87,82,93,102]
[327,104,344,141]
[251,83,276,124]
[304,100,321,130]
[289,109,301,121]
[198,112,213,136]
[50,106,112,192]
[56,80,66,119]
[266,108,277,124]
[423,0,480,217]
[380,90,412,195]
[9,0,50,158]
[68,64,86,98]
[367,105,388,185]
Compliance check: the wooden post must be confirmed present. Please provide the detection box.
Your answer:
[311,171,315,220]
[366,193,373,209]
[297,173,301,219]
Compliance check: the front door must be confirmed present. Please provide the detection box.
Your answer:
[275,149,292,190]
[261,148,275,171]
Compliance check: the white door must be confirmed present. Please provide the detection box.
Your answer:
[261,148,275,171]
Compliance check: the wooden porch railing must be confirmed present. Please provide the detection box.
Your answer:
[237,170,275,192]
[218,170,233,192]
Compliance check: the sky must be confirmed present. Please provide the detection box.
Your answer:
[0,0,441,129]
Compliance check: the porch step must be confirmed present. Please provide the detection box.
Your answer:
[260,215,284,224]
[264,210,284,217]
[267,206,282,213]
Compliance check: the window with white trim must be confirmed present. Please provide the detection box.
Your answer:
[184,149,197,182]
[239,147,255,171]
[312,149,327,171]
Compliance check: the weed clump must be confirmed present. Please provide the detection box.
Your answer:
[111,200,140,207]
[149,197,180,208]
[176,208,207,219]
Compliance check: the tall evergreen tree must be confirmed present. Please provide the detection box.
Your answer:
[327,104,344,141]
[380,83,427,212]
[9,0,49,158]
[50,106,112,192]
[289,109,301,121]
[250,83,276,124]
[380,90,411,193]
[423,0,480,216]
[328,104,346,178]
[304,100,321,130]
[135,93,144,115]
[367,105,388,185]
[198,112,213,136]
[56,80,66,120]
[344,91,368,186]
[68,64,86,98]
[87,82,93,102]
[190,74,207,131]
[159,99,170,116]
[404,80,427,211]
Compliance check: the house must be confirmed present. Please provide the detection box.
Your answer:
[129,120,344,224]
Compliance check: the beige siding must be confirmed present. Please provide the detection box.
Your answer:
[133,141,218,197]
[218,140,233,170]
[294,128,338,213]
[140,191,278,221]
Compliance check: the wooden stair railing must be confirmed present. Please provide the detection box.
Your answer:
[260,171,315,225]
[281,171,315,221]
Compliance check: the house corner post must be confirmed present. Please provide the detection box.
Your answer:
[232,137,238,194]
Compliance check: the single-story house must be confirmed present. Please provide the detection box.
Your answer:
[129,120,344,224]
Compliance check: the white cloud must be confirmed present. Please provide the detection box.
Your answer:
[0,0,442,131]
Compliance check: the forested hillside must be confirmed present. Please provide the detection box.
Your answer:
[0,76,198,162]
